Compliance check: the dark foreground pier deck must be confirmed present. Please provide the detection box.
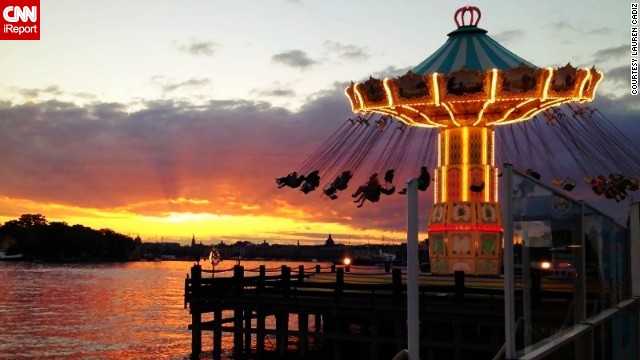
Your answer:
[184,264,596,360]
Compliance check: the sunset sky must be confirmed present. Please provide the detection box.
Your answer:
[0,1,637,245]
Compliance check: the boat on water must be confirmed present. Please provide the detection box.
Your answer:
[352,248,398,266]
[0,250,23,260]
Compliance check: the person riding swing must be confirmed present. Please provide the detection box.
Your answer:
[352,173,382,208]
[399,166,431,194]
[323,170,353,200]
[300,170,320,194]
[276,171,306,189]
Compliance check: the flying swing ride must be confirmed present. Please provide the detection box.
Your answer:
[276,6,640,275]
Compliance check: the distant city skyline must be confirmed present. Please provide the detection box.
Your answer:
[0,1,637,245]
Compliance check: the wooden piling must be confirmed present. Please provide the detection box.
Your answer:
[298,312,308,357]
[276,312,289,357]
[298,265,305,283]
[244,310,252,354]
[190,265,202,357]
[256,311,266,355]
[233,265,244,358]
[213,309,222,360]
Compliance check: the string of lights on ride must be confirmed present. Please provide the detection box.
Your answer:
[345,67,603,128]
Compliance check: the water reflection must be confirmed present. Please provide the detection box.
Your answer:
[0,261,198,359]
[0,260,327,359]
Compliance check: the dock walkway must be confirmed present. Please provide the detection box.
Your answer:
[184,264,581,359]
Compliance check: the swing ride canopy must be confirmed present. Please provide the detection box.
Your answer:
[344,6,603,128]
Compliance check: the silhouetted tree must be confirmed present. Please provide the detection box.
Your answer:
[0,214,136,261]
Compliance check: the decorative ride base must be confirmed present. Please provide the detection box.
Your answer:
[428,202,502,276]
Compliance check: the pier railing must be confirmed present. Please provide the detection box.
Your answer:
[185,263,512,310]
[186,264,414,307]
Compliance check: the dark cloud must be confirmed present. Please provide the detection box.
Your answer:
[368,65,413,79]
[272,50,318,69]
[175,39,217,56]
[324,41,369,61]
[591,92,640,115]
[491,30,525,44]
[151,77,212,93]
[252,87,296,98]
[592,45,628,64]
[548,22,611,36]
[601,65,630,88]
[16,85,63,98]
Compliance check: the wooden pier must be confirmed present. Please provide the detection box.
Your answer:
[184,264,590,359]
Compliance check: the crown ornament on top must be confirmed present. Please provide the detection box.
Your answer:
[454,6,481,28]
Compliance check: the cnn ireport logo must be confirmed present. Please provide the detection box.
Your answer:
[1,0,40,40]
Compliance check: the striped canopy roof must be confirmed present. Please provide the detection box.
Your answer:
[412,26,536,74]
[344,6,602,129]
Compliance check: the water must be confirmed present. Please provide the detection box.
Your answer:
[0,260,323,359]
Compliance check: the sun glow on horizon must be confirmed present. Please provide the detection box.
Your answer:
[0,195,407,245]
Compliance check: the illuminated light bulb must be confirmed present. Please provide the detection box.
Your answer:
[441,102,459,127]
[432,73,440,106]
[353,83,365,110]
[383,78,394,107]
[541,68,554,102]
[441,166,447,202]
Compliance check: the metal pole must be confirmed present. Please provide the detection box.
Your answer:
[629,202,640,358]
[503,164,516,359]
[406,178,420,360]
[574,201,588,360]
[575,201,587,322]
[631,202,640,296]
[522,219,532,349]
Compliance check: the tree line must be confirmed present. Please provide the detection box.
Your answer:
[0,214,139,261]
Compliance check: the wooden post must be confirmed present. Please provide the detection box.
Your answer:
[298,265,305,283]
[336,268,344,299]
[394,317,404,356]
[184,274,189,310]
[531,269,541,309]
[281,265,291,298]
[258,265,266,292]
[256,311,265,355]
[316,264,321,273]
[314,313,322,345]
[190,265,202,358]
[454,321,462,360]
[455,270,465,305]
[233,265,244,359]
[392,268,402,302]
[298,313,309,357]
[333,315,342,360]
[276,312,289,357]
[213,309,222,360]
[370,317,379,360]
[244,310,252,354]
